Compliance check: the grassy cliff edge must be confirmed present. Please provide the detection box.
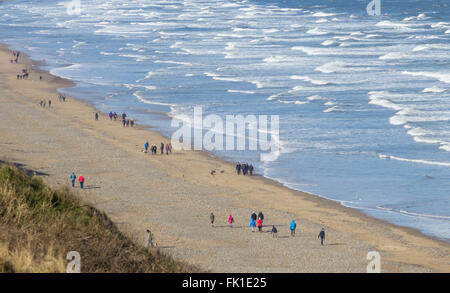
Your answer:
[0,163,198,273]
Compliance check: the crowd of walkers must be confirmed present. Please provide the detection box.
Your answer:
[144,141,172,155]
[209,211,326,245]
[235,162,254,175]
[16,69,29,80]
[39,94,67,109]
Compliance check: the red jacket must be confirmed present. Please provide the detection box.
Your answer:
[257,219,263,227]
[78,176,85,183]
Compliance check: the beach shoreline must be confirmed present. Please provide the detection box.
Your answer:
[1,42,449,272]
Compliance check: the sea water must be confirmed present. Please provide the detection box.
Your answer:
[0,0,449,240]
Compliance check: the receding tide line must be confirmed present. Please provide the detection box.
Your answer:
[379,154,450,167]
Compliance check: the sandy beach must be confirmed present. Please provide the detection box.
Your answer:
[0,43,449,272]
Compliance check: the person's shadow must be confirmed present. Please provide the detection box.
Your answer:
[83,185,101,190]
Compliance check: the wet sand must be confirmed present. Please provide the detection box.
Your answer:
[0,43,449,272]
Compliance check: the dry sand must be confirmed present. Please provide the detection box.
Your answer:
[0,43,449,272]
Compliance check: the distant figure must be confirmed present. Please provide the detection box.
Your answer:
[122,112,126,121]
[126,119,130,127]
[258,211,264,222]
[251,211,257,222]
[78,175,85,189]
[113,112,117,120]
[228,214,234,228]
[144,141,149,153]
[48,100,51,108]
[318,228,325,245]
[236,163,241,175]
[160,142,164,155]
[109,112,113,120]
[40,75,42,81]
[70,172,76,188]
[257,217,263,232]
[122,119,126,127]
[249,164,254,175]
[40,100,43,107]
[95,112,99,120]
[249,217,256,232]
[130,120,134,127]
[165,143,169,155]
[146,229,154,248]
[210,212,215,227]
[290,220,296,237]
[271,225,278,238]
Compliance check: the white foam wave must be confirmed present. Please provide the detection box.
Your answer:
[378,154,450,167]
[423,86,446,93]
[290,75,329,85]
[402,71,450,84]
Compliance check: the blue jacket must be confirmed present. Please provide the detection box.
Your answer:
[250,218,256,227]
[290,220,296,230]
[71,173,76,181]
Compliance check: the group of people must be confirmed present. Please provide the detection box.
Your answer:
[70,172,85,189]
[58,94,67,102]
[39,99,51,108]
[209,211,326,245]
[16,69,29,80]
[236,162,254,175]
[144,141,172,155]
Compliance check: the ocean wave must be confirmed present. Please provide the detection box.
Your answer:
[306,28,329,35]
[423,86,446,93]
[378,154,450,167]
[227,89,256,94]
[402,71,450,84]
[290,75,329,85]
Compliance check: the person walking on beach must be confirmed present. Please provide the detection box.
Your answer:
[236,163,241,175]
[249,217,256,232]
[122,112,126,121]
[257,217,263,232]
[271,225,278,238]
[290,220,296,237]
[165,143,169,155]
[113,112,117,120]
[43,100,46,108]
[249,164,254,175]
[228,214,234,228]
[210,212,215,227]
[48,100,51,109]
[70,172,76,188]
[258,211,264,222]
[130,120,134,127]
[78,175,85,189]
[95,112,99,120]
[318,228,325,246]
[144,141,149,153]
[109,112,113,120]
[251,211,257,222]
[160,142,164,155]
[146,229,154,248]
